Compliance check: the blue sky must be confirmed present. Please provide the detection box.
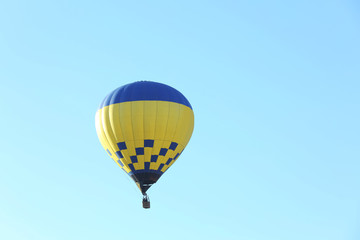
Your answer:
[0,0,359,239]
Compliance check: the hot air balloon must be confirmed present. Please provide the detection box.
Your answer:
[95,81,194,208]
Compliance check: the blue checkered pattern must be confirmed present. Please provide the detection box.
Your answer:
[114,140,182,173]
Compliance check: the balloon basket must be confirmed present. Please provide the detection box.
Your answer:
[142,194,150,209]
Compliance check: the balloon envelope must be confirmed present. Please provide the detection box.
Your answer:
[95,81,194,194]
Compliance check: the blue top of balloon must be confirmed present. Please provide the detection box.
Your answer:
[99,81,192,110]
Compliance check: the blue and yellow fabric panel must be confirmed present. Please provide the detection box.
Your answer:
[95,81,194,193]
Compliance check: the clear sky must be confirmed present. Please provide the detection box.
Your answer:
[0,1,359,239]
